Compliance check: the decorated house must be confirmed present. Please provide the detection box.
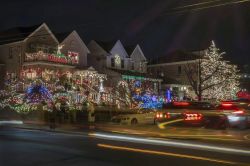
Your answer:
[88,40,162,108]
[0,23,106,106]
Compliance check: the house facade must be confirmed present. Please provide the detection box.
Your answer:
[0,23,106,104]
[87,39,162,107]
[148,50,205,100]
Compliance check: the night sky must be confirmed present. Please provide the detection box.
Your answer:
[0,0,249,65]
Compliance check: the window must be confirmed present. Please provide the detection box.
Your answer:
[111,58,115,67]
[178,66,182,74]
[121,59,124,68]
[131,62,134,70]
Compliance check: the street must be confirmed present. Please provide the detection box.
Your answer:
[0,126,249,166]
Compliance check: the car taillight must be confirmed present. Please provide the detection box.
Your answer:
[184,113,203,121]
[165,112,171,119]
[221,103,233,107]
[232,110,245,115]
[173,101,190,106]
[156,112,171,119]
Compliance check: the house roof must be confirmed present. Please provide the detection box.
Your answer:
[149,50,202,65]
[95,40,117,53]
[0,24,42,45]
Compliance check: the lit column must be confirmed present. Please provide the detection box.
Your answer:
[99,77,104,93]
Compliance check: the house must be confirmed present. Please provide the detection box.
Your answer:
[0,23,101,95]
[148,50,205,100]
[88,40,162,96]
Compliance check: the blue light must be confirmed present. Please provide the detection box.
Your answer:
[166,89,171,102]
[133,93,163,109]
[26,84,52,103]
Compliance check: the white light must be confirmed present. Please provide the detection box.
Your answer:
[0,120,23,125]
[90,133,250,155]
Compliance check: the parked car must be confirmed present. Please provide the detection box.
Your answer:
[111,109,156,125]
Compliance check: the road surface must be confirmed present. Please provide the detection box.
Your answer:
[0,126,249,166]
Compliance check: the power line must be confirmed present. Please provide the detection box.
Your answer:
[172,0,223,10]
[161,0,250,16]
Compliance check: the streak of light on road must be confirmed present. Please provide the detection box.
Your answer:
[90,133,250,155]
[157,119,183,129]
[0,120,23,125]
[97,143,241,165]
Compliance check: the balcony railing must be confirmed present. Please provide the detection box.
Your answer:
[24,51,79,65]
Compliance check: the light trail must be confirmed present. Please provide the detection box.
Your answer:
[0,120,23,125]
[157,119,183,129]
[98,143,240,165]
[90,133,250,155]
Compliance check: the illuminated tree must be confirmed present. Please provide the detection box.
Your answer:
[115,81,131,107]
[185,41,240,101]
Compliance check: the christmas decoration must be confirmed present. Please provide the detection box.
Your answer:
[133,91,163,109]
[185,41,240,101]
[115,80,131,107]
[25,80,52,103]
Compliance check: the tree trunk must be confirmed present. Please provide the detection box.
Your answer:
[198,94,202,101]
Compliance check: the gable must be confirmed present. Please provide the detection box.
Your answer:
[130,45,147,62]
[60,31,90,54]
[110,40,128,58]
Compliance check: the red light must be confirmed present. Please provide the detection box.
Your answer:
[221,103,233,107]
[165,112,171,119]
[173,102,190,106]
[184,113,202,121]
